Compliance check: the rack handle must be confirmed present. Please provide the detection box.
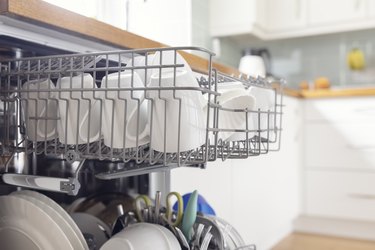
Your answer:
[2,173,81,196]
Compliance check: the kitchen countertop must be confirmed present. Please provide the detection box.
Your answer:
[283,87,375,98]
[0,0,238,76]
[1,0,375,99]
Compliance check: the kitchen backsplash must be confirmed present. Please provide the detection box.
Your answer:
[191,1,375,87]
[247,29,375,87]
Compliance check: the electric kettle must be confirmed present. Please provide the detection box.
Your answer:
[238,48,271,78]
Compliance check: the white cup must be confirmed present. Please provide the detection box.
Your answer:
[56,74,101,145]
[249,87,276,140]
[147,69,206,153]
[21,79,58,141]
[206,86,255,141]
[225,86,276,141]
[127,54,155,85]
[100,223,181,250]
[151,50,194,76]
[101,71,149,149]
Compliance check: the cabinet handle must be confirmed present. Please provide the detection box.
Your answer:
[348,193,375,200]
[346,144,375,150]
[355,0,363,10]
[295,0,301,18]
[354,106,375,116]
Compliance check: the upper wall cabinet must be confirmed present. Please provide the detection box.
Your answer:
[210,0,375,40]
[266,0,307,31]
[307,0,366,25]
[209,0,267,37]
[367,0,375,17]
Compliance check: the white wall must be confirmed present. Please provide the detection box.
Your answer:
[171,96,303,249]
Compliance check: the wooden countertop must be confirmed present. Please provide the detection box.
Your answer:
[283,87,375,98]
[1,0,375,99]
[0,0,240,76]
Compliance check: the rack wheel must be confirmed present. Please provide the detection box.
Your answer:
[65,150,79,163]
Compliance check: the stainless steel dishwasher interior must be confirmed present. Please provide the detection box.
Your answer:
[0,36,153,204]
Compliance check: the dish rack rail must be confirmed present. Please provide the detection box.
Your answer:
[0,47,283,179]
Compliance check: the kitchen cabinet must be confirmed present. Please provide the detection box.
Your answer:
[304,97,375,171]
[209,0,266,37]
[211,0,375,40]
[305,123,375,170]
[266,0,307,31]
[306,170,375,221]
[368,0,375,17]
[298,97,375,238]
[307,0,366,26]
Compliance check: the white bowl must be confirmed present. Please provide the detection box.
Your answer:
[249,87,276,141]
[147,69,206,153]
[100,223,181,250]
[126,54,155,85]
[206,88,255,141]
[101,71,149,149]
[21,79,58,141]
[56,73,101,145]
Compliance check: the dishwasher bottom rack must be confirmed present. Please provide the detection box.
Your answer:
[0,47,283,170]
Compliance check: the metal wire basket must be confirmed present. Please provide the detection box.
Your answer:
[0,47,283,175]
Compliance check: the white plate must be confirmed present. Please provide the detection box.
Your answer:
[0,195,74,250]
[12,190,88,250]
[11,193,86,250]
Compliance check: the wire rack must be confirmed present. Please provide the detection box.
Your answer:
[0,47,283,177]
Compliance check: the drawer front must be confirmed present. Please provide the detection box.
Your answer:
[304,97,375,123]
[306,170,375,221]
[305,123,375,170]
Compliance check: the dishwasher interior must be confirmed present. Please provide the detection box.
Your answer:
[0,35,151,202]
[0,35,283,250]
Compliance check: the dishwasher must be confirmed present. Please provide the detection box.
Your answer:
[0,36,283,250]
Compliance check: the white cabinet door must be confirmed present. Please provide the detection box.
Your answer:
[304,97,375,123]
[308,0,366,25]
[209,0,264,37]
[266,0,307,31]
[305,122,375,170]
[368,0,375,18]
[306,170,375,221]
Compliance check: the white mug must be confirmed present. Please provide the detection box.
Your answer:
[21,79,58,141]
[205,86,256,141]
[56,74,101,145]
[249,87,276,141]
[147,69,206,153]
[126,54,155,85]
[226,86,275,141]
[101,71,149,149]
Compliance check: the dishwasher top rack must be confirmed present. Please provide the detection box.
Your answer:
[0,47,283,176]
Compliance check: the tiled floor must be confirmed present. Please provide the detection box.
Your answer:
[272,233,375,250]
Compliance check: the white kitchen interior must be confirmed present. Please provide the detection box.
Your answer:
[1,0,375,249]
